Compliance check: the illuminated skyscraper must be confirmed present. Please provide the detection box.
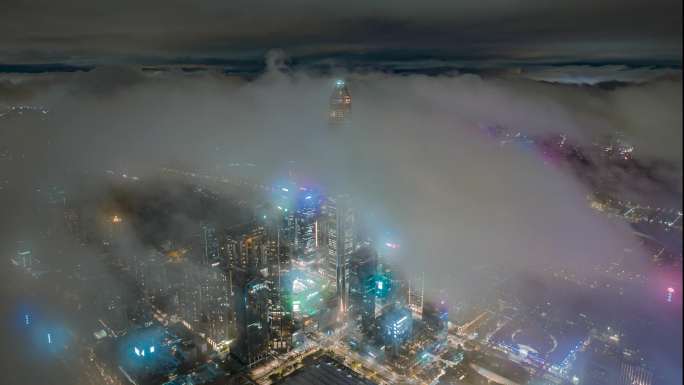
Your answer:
[348,247,377,333]
[226,226,268,275]
[201,223,221,265]
[294,197,318,264]
[329,80,351,125]
[324,195,355,310]
[380,306,413,349]
[407,272,425,318]
[265,218,293,353]
[232,275,271,366]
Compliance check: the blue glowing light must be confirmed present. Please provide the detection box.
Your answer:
[47,333,52,344]
[25,314,30,326]
[373,273,392,298]
[305,195,312,200]
[281,187,289,192]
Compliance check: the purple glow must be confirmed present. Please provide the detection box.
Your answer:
[385,242,400,249]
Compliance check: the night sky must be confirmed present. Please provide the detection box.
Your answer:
[1,0,681,66]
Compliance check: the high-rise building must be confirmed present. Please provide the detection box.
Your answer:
[329,80,351,125]
[226,226,268,276]
[619,362,653,385]
[14,242,32,269]
[201,223,221,265]
[380,307,413,348]
[202,263,231,346]
[268,300,292,353]
[266,219,293,353]
[407,272,425,318]
[324,195,355,310]
[294,200,318,264]
[348,247,377,333]
[422,296,449,341]
[232,275,271,366]
[179,260,203,327]
[224,237,240,270]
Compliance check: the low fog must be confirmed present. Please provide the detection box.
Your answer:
[3,58,681,267]
[1,54,682,383]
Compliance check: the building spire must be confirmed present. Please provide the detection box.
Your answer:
[329,79,351,125]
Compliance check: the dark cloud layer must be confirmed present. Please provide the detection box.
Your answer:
[1,0,681,65]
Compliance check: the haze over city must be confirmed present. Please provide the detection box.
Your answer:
[1,1,681,385]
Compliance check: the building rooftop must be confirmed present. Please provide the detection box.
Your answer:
[278,356,376,385]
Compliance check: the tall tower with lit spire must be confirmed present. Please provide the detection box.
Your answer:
[329,79,351,125]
